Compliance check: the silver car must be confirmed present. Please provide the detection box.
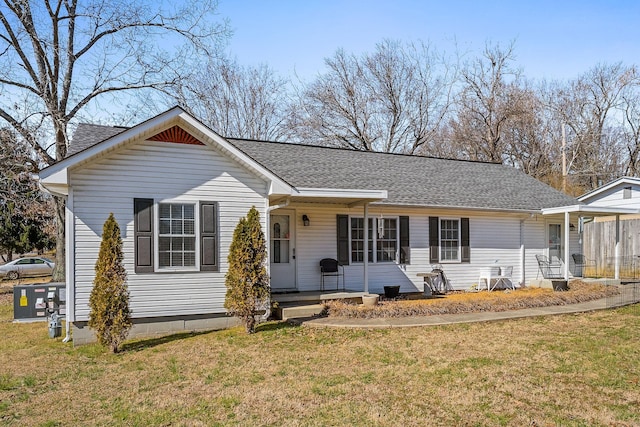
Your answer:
[0,257,55,280]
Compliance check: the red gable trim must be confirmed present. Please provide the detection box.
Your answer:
[148,125,204,145]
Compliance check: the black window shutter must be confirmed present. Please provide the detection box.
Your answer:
[200,202,218,271]
[429,216,439,264]
[134,198,154,273]
[399,216,410,264]
[336,215,350,265]
[461,217,470,263]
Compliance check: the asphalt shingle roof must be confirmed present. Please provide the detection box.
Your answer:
[67,123,127,156]
[67,122,579,211]
[228,139,578,211]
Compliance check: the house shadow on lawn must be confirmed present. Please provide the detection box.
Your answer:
[122,330,213,352]
[255,320,300,332]
[121,321,299,352]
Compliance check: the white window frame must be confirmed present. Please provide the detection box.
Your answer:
[439,218,461,263]
[349,216,399,264]
[155,200,200,272]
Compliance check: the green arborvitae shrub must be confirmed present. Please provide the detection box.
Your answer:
[224,206,269,334]
[88,213,131,352]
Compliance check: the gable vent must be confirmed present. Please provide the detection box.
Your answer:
[148,126,204,145]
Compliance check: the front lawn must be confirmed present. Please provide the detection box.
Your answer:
[0,291,638,426]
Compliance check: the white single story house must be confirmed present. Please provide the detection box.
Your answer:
[40,107,625,344]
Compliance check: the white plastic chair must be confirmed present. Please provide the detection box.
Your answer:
[478,266,500,291]
[491,266,515,291]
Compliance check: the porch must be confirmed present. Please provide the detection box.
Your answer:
[271,290,369,320]
[541,204,640,281]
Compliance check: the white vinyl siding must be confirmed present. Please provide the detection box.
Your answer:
[70,140,268,321]
[583,183,640,209]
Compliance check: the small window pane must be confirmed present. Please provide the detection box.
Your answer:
[184,237,195,251]
[184,252,195,266]
[159,204,170,218]
[159,252,171,267]
[171,252,183,267]
[159,237,170,251]
[159,219,170,234]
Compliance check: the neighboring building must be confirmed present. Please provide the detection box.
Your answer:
[578,177,640,277]
[579,176,640,210]
[40,107,593,344]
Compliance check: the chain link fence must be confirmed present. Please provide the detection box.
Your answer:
[607,282,640,311]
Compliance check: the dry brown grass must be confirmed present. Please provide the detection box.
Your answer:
[1,290,639,426]
[326,280,620,318]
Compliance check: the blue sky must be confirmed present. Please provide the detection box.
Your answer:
[217,0,640,82]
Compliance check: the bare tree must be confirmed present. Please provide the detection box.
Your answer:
[289,40,455,153]
[548,63,636,191]
[621,78,640,176]
[449,42,528,163]
[501,83,559,183]
[0,0,229,280]
[176,57,290,141]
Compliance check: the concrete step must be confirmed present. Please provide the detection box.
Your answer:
[276,303,325,321]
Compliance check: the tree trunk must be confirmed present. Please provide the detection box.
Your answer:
[245,315,256,334]
[52,195,66,282]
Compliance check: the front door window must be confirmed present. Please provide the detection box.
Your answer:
[548,223,562,262]
[271,215,290,264]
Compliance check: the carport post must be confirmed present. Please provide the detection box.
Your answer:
[564,211,570,280]
[363,202,369,294]
[615,214,620,280]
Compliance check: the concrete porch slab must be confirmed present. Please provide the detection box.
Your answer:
[271,290,367,304]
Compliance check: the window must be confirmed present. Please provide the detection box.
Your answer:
[351,217,373,263]
[349,217,397,263]
[439,219,460,262]
[429,216,470,264]
[134,199,218,273]
[376,218,397,262]
[337,215,409,265]
[158,203,196,268]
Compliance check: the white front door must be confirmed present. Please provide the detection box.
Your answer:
[270,210,296,290]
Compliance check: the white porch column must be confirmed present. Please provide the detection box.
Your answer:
[615,214,620,280]
[564,211,570,280]
[363,203,369,294]
[519,219,526,286]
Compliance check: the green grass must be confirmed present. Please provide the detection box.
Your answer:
[0,291,639,426]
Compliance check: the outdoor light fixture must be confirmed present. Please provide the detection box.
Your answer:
[302,214,310,226]
[570,223,576,231]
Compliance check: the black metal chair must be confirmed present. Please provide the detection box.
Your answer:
[320,258,345,291]
[571,253,597,277]
[535,254,563,279]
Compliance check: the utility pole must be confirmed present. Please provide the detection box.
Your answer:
[562,123,567,193]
